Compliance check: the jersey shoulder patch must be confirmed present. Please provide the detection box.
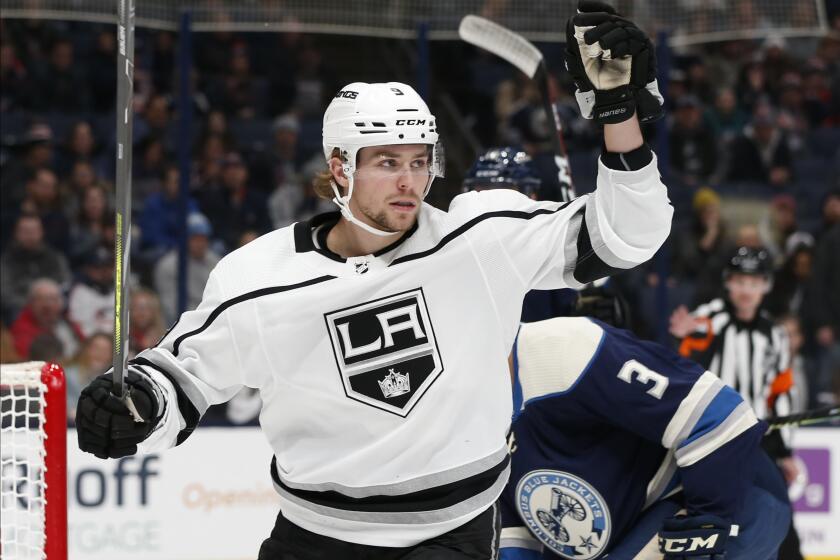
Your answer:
[516,317,604,404]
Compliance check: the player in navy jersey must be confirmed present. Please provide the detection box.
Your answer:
[500,316,791,560]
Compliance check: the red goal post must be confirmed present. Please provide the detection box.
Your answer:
[0,361,67,560]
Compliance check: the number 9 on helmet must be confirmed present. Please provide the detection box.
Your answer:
[322,82,444,236]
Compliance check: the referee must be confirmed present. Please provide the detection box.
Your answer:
[670,246,802,560]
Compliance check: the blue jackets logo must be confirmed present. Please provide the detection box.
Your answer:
[516,470,611,559]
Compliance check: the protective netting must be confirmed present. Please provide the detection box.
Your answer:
[0,363,50,560]
[0,0,830,43]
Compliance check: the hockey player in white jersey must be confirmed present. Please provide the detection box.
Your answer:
[75,3,673,556]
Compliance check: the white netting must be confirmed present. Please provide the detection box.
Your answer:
[0,362,49,560]
[0,0,830,44]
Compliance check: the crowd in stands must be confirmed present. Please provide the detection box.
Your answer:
[0,4,838,423]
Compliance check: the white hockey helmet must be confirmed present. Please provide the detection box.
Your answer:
[322,82,443,236]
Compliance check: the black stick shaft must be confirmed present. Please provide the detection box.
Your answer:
[535,63,575,202]
[113,0,135,397]
[765,406,839,431]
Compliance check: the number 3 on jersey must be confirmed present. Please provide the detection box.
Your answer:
[617,360,669,399]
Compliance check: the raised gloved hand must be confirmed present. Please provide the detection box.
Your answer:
[659,514,731,559]
[565,0,663,124]
[76,370,159,459]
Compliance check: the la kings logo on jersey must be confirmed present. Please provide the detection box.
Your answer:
[324,288,443,416]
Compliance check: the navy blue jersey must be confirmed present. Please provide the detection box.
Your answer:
[502,317,765,559]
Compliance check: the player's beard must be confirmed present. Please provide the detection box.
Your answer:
[360,202,417,233]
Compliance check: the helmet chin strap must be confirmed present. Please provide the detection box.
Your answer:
[330,175,400,238]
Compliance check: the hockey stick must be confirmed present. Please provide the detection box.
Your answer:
[458,15,574,202]
[113,0,143,422]
[765,406,839,432]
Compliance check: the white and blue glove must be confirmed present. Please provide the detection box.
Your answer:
[565,0,664,124]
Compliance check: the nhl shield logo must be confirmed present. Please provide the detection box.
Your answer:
[516,470,611,559]
[324,288,443,416]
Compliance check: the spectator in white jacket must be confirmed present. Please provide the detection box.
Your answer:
[67,246,115,337]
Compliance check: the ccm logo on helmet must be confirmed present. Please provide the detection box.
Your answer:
[335,90,358,99]
[395,119,427,125]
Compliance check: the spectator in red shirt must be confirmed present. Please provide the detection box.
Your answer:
[10,277,83,360]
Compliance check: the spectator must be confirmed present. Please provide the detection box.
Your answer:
[134,94,171,147]
[67,246,115,338]
[199,110,236,152]
[129,288,166,356]
[237,229,260,248]
[0,325,21,363]
[776,72,808,150]
[154,213,221,323]
[780,315,810,413]
[32,38,91,111]
[809,218,840,406]
[0,215,71,322]
[151,31,176,94]
[133,136,169,184]
[195,133,226,189]
[816,189,840,240]
[253,113,303,194]
[801,64,832,127]
[761,35,797,94]
[20,168,69,253]
[139,165,199,260]
[673,187,733,305]
[9,278,82,360]
[268,157,332,229]
[61,160,99,218]
[727,108,793,185]
[735,223,763,248]
[69,183,112,266]
[669,95,719,186]
[0,41,29,112]
[57,121,106,178]
[736,61,768,115]
[266,30,306,116]
[27,333,63,364]
[64,332,113,420]
[293,45,326,117]
[705,87,748,145]
[216,43,261,118]
[765,242,816,321]
[0,123,54,216]
[88,30,117,112]
[759,194,803,264]
[199,152,271,250]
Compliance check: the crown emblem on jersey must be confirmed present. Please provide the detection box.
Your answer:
[378,368,410,398]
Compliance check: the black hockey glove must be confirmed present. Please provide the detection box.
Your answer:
[565,0,663,124]
[659,514,730,559]
[573,287,630,329]
[76,370,159,459]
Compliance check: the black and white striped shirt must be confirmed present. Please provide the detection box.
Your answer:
[678,298,792,422]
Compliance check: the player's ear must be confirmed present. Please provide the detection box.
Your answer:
[329,157,349,189]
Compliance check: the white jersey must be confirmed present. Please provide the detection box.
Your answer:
[131,156,673,546]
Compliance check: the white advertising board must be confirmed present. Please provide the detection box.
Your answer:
[68,427,280,560]
[64,426,840,559]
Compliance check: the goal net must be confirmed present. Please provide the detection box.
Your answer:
[0,362,67,560]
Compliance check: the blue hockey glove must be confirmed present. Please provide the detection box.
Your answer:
[658,514,730,559]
